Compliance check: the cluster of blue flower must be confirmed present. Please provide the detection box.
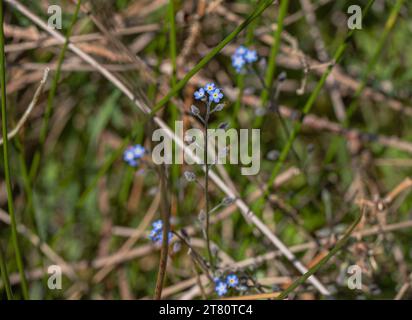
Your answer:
[214,274,239,296]
[123,144,145,167]
[231,45,258,73]
[194,82,224,103]
[148,219,173,244]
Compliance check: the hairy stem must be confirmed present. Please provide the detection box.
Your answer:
[204,100,214,270]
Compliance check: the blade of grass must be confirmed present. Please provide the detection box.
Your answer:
[168,0,177,90]
[254,0,289,128]
[0,0,29,299]
[276,211,363,299]
[29,0,82,181]
[150,0,276,115]
[0,242,13,299]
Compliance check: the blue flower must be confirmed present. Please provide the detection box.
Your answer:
[152,219,163,231]
[209,88,224,103]
[194,88,206,100]
[226,274,239,288]
[235,45,247,56]
[204,83,216,94]
[123,144,145,167]
[149,229,161,242]
[153,231,173,245]
[232,45,259,73]
[133,144,146,158]
[231,54,245,72]
[123,148,135,161]
[215,281,228,296]
[149,220,173,245]
[244,49,258,63]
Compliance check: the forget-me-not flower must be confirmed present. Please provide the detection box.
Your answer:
[148,220,173,244]
[232,45,259,73]
[235,45,248,56]
[226,274,239,288]
[204,83,216,94]
[231,54,246,72]
[215,281,228,296]
[244,49,258,63]
[123,144,145,167]
[194,88,206,100]
[209,88,224,103]
[152,219,162,231]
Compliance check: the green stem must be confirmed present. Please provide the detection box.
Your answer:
[29,0,82,181]
[204,101,214,269]
[168,0,179,212]
[168,0,177,88]
[254,0,289,127]
[0,0,29,299]
[0,242,13,299]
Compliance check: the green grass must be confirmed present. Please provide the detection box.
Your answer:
[0,0,29,299]
[252,0,376,214]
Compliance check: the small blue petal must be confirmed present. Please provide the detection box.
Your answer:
[215,281,228,296]
[133,144,146,159]
[244,49,258,63]
[149,230,160,241]
[152,220,163,231]
[209,88,224,103]
[204,83,216,94]
[128,159,138,167]
[231,55,245,72]
[194,88,205,100]
[226,274,239,288]
[235,45,247,56]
